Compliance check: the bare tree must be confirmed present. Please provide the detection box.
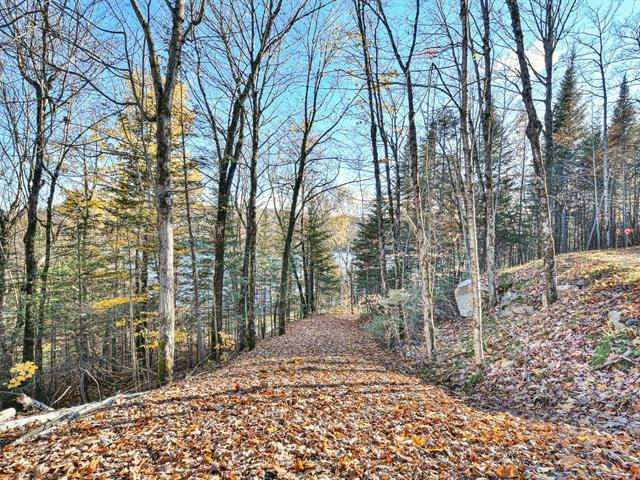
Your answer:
[525,0,579,251]
[178,77,204,362]
[579,3,621,249]
[0,0,87,364]
[372,0,436,360]
[194,0,309,353]
[276,6,351,335]
[129,0,205,383]
[353,0,388,296]
[479,0,497,307]
[0,83,27,371]
[459,0,485,368]
[506,0,558,305]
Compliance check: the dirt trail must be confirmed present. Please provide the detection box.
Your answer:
[1,316,638,479]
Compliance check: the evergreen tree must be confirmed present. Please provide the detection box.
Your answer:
[352,206,388,297]
[609,75,636,151]
[609,75,637,246]
[552,53,585,252]
[302,199,341,313]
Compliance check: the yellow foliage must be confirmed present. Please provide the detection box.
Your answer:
[215,331,235,351]
[92,295,147,312]
[6,361,38,389]
[142,329,188,350]
[175,329,188,344]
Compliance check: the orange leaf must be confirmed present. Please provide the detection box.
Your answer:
[496,465,520,478]
[294,459,306,472]
[293,459,315,472]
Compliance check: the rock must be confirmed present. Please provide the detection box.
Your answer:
[576,279,586,288]
[454,279,489,318]
[558,284,579,297]
[625,318,640,327]
[498,291,535,316]
[504,304,535,315]
[542,284,579,307]
[607,310,626,330]
[500,290,519,307]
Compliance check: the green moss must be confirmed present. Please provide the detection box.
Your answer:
[498,272,512,291]
[514,278,534,291]
[590,334,631,366]
[587,263,620,280]
[622,269,640,285]
[463,369,483,393]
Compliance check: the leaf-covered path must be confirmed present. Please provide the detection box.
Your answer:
[1,316,638,479]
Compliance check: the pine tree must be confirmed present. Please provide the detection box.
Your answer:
[352,206,389,297]
[609,75,637,246]
[609,75,636,151]
[552,53,585,252]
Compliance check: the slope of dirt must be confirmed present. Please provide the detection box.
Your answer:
[1,316,639,479]
[423,248,640,437]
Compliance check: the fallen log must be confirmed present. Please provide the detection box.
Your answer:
[0,392,145,440]
[0,408,16,422]
[14,394,121,444]
[17,393,54,412]
[0,409,66,433]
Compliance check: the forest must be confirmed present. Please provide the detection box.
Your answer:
[0,0,639,476]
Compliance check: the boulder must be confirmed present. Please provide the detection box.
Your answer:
[607,310,626,331]
[558,284,579,297]
[502,304,535,315]
[500,290,519,307]
[542,284,579,307]
[454,279,489,318]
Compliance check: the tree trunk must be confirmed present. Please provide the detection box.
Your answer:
[277,140,307,335]
[130,0,205,383]
[155,99,176,384]
[181,132,204,362]
[21,89,46,364]
[0,218,9,372]
[35,167,61,399]
[238,119,258,350]
[245,90,260,351]
[354,0,388,296]
[480,0,496,307]
[600,65,611,248]
[506,0,558,305]
[460,0,485,369]
[213,103,245,355]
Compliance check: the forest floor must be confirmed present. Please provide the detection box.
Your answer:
[1,316,639,479]
[422,248,640,440]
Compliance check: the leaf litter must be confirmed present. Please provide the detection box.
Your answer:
[1,315,638,479]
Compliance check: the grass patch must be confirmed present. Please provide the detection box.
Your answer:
[590,333,633,366]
